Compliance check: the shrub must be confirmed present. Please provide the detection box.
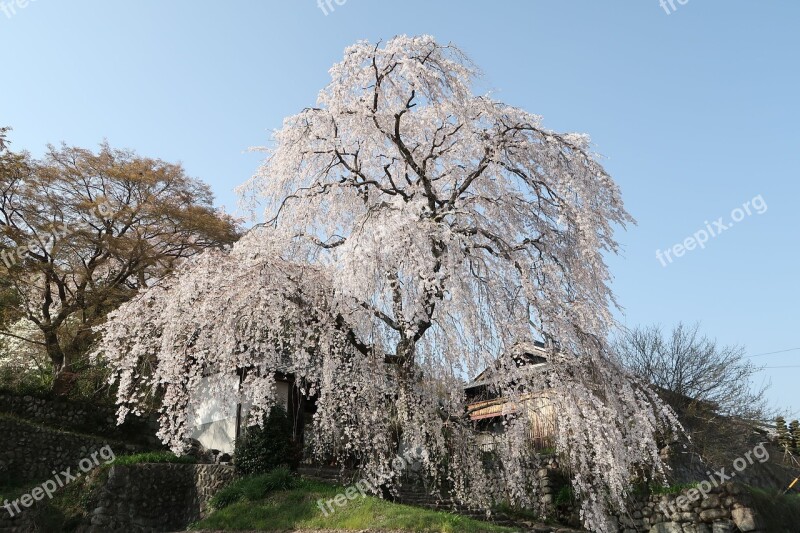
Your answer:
[790,420,800,454]
[267,465,294,488]
[776,416,791,450]
[0,364,52,396]
[209,482,246,510]
[554,485,574,506]
[235,405,297,476]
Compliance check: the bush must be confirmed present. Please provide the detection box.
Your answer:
[210,467,296,510]
[0,364,52,396]
[554,485,574,506]
[210,483,246,510]
[235,405,297,476]
[0,358,117,405]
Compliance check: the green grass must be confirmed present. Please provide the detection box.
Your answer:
[193,475,513,532]
[647,482,699,495]
[210,466,295,510]
[108,451,196,466]
[30,471,101,531]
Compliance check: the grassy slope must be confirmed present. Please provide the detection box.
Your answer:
[192,480,513,533]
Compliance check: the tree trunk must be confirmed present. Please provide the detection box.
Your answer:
[43,328,65,373]
[43,328,76,395]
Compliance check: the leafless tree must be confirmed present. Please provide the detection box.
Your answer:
[615,322,780,476]
[614,322,771,421]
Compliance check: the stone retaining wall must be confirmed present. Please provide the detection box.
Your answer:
[617,482,763,533]
[0,464,236,533]
[79,464,236,532]
[0,392,159,447]
[533,462,767,532]
[0,415,142,484]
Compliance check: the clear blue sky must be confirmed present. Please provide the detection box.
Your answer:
[2,1,798,413]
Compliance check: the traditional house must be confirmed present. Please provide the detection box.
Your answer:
[465,342,557,451]
[189,343,559,457]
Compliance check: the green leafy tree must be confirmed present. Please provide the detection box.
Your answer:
[235,405,298,476]
[0,137,241,389]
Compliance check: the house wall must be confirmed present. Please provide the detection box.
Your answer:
[190,417,239,454]
[468,391,556,450]
[523,394,556,448]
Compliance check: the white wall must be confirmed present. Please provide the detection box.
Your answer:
[188,375,292,454]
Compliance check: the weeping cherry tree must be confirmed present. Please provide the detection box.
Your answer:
[95,36,681,532]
